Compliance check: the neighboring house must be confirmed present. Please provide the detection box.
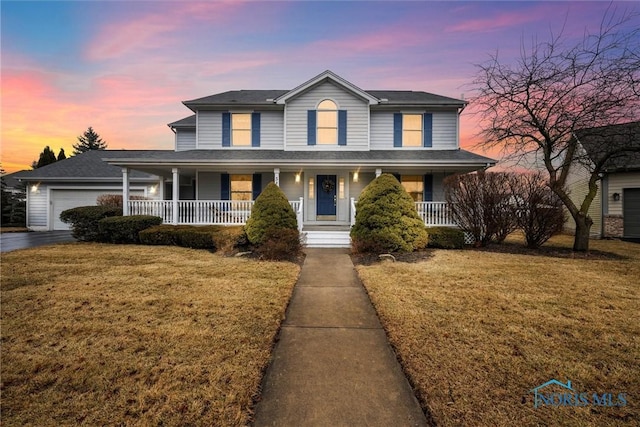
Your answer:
[15,70,495,246]
[564,121,640,239]
[1,171,26,199]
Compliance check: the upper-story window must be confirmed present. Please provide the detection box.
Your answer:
[222,112,260,147]
[232,113,251,146]
[317,100,338,144]
[403,114,423,147]
[394,113,433,148]
[307,101,347,146]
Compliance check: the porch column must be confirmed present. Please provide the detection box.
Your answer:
[122,167,130,216]
[274,168,280,186]
[172,168,179,225]
[158,177,165,200]
[375,168,382,177]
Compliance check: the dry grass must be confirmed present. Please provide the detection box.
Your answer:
[357,235,639,426]
[1,243,300,426]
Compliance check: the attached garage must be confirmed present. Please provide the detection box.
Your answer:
[51,189,145,230]
[623,188,640,238]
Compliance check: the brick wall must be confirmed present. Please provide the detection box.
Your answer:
[603,214,623,238]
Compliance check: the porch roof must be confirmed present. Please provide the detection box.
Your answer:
[105,149,495,170]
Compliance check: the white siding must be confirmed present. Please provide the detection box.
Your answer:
[285,81,369,150]
[370,110,458,150]
[176,129,196,151]
[261,111,284,149]
[607,172,640,216]
[197,111,221,149]
[27,185,48,228]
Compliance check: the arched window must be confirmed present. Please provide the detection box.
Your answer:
[317,99,338,144]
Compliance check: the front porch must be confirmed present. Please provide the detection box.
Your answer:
[128,199,456,247]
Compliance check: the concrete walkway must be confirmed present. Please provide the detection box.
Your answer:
[253,248,428,427]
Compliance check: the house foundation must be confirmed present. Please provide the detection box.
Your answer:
[603,214,624,238]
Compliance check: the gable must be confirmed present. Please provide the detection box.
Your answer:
[284,80,369,150]
[275,70,378,105]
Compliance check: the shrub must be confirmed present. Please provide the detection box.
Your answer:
[254,227,303,261]
[350,174,428,253]
[59,206,122,241]
[444,172,518,247]
[96,194,148,208]
[245,182,298,245]
[511,172,567,248]
[426,227,465,249]
[139,225,215,250]
[98,215,163,244]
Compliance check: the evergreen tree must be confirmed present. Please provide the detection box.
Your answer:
[73,126,107,154]
[57,148,67,161]
[34,146,57,169]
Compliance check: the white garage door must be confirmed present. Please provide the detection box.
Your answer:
[51,189,144,230]
[623,188,640,238]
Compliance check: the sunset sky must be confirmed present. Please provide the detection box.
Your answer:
[1,1,636,172]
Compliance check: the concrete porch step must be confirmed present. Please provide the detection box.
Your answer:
[303,230,351,248]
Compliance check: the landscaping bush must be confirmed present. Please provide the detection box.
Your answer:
[59,205,122,241]
[350,174,428,253]
[254,227,303,261]
[426,227,465,249]
[511,172,567,248]
[98,215,163,244]
[245,182,298,245]
[96,194,148,208]
[139,225,216,250]
[444,172,518,247]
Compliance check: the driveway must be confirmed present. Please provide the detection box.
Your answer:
[0,231,76,253]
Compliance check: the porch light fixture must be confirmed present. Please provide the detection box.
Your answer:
[149,185,157,195]
[30,183,39,193]
[295,173,301,183]
[613,192,620,202]
[353,172,359,183]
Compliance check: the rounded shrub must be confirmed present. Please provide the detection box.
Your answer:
[244,182,298,245]
[351,174,428,253]
[59,205,122,241]
[98,215,163,244]
[426,227,465,249]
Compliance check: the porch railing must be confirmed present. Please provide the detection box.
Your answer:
[349,200,455,227]
[415,202,456,226]
[128,199,455,228]
[128,199,304,227]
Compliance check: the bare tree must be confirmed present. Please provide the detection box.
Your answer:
[472,7,640,251]
[444,171,518,247]
[511,172,566,249]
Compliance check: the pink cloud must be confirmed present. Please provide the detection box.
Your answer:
[446,7,549,33]
[85,1,248,61]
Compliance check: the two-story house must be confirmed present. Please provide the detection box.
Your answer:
[16,70,495,246]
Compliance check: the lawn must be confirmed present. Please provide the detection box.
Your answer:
[356,235,639,426]
[1,243,300,426]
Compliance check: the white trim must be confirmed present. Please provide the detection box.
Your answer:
[196,110,200,148]
[275,70,379,105]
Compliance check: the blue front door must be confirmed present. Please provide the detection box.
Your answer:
[317,175,337,216]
